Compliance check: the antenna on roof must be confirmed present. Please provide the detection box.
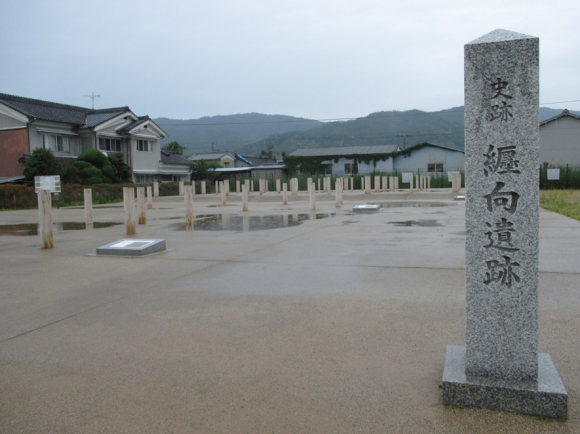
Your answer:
[83,92,100,109]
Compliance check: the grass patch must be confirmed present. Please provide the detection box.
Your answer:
[540,190,580,221]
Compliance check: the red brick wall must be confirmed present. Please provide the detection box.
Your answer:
[0,128,28,177]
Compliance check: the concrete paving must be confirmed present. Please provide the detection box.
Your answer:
[0,188,579,433]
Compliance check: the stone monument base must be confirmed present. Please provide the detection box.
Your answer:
[442,345,567,419]
[96,239,167,257]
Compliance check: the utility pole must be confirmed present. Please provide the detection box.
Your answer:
[83,93,100,109]
[399,134,409,150]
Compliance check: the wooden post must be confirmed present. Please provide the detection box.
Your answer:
[309,181,316,211]
[236,180,240,193]
[365,176,371,194]
[324,177,329,193]
[350,177,354,191]
[276,178,281,193]
[282,183,288,205]
[185,185,194,230]
[220,181,226,206]
[382,176,388,192]
[123,187,136,235]
[191,181,196,196]
[225,180,230,196]
[179,181,184,196]
[153,181,159,197]
[137,187,146,224]
[146,186,153,209]
[259,178,264,195]
[335,180,342,207]
[215,181,219,195]
[37,189,53,249]
[427,175,431,191]
[242,184,249,212]
[374,176,380,192]
[318,178,321,192]
[307,178,312,193]
[245,179,250,195]
[409,174,414,192]
[201,181,206,195]
[84,188,93,228]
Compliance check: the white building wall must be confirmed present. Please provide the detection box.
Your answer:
[393,146,464,173]
[540,117,580,167]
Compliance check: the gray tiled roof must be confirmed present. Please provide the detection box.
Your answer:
[189,152,232,161]
[0,93,130,127]
[161,151,192,165]
[540,109,580,126]
[290,145,399,157]
[81,110,127,128]
[236,154,277,166]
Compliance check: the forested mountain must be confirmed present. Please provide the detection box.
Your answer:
[155,107,578,158]
[154,113,320,157]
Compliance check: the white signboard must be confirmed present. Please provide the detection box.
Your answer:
[402,172,412,183]
[448,171,460,182]
[35,175,61,193]
[547,169,560,180]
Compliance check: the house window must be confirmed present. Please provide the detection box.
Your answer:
[223,162,230,168]
[136,140,152,152]
[428,163,444,172]
[43,135,69,152]
[135,174,156,183]
[99,138,121,152]
[344,163,357,174]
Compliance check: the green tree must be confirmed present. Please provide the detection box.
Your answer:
[107,153,132,183]
[73,148,115,184]
[23,148,63,185]
[162,141,185,155]
[191,160,221,181]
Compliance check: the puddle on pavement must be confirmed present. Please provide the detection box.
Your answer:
[371,201,451,208]
[169,213,335,232]
[387,219,443,227]
[0,222,122,236]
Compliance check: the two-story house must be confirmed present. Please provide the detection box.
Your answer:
[0,93,168,182]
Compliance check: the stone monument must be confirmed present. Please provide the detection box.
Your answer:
[442,29,567,419]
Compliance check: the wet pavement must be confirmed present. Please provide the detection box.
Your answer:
[0,188,578,433]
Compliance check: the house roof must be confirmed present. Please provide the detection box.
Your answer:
[189,152,234,161]
[540,109,580,126]
[290,145,400,157]
[236,154,277,166]
[0,92,130,126]
[0,93,169,137]
[81,109,128,128]
[160,151,192,165]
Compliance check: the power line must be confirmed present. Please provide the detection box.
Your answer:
[156,102,578,127]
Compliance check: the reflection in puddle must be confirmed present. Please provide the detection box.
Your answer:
[169,213,335,232]
[371,201,451,208]
[0,222,122,236]
[387,220,443,227]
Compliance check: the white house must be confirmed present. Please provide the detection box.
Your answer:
[0,92,168,182]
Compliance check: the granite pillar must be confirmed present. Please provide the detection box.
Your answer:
[442,28,567,419]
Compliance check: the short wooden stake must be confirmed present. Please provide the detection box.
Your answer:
[146,186,153,209]
[37,189,53,249]
[137,187,146,224]
[123,187,136,235]
[84,188,93,228]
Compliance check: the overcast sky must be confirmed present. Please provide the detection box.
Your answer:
[1,0,579,120]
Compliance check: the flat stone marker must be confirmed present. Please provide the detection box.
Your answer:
[442,28,567,419]
[352,204,380,213]
[96,239,166,257]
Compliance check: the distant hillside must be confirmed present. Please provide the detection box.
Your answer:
[236,106,579,156]
[155,107,578,158]
[154,113,320,157]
